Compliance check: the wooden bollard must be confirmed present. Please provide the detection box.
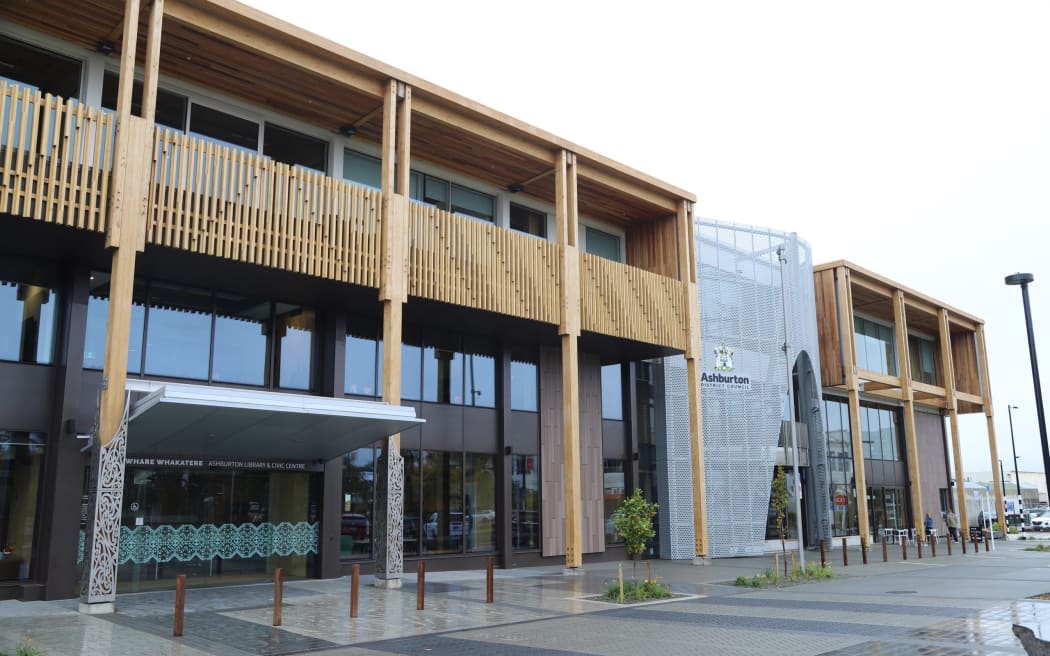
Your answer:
[961,533,967,554]
[930,536,936,558]
[273,567,283,627]
[350,563,359,619]
[984,531,990,552]
[901,536,907,561]
[842,538,848,566]
[173,574,186,637]
[417,560,425,611]
[947,535,952,556]
[972,535,979,554]
[882,536,888,562]
[917,535,923,559]
[819,539,826,567]
[486,557,494,604]
[861,537,868,564]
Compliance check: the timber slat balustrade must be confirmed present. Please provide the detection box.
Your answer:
[580,252,689,351]
[407,203,561,325]
[0,82,115,232]
[148,128,381,288]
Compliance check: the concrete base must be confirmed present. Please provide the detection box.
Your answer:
[78,601,115,614]
[373,577,403,590]
[561,567,585,576]
[692,556,710,566]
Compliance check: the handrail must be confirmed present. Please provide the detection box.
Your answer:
[0,81,115,231]
[407,203,561,325]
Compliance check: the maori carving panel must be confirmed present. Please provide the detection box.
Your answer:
[374,439,404,580]
[82,394,129,604]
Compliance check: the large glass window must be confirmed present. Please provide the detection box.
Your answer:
[0,280,57,365]
[144,282,213,380]
[263,123,327,173]
[421,450,463,554]
[601,364,623,420]
[341,446,375,558]
[824,397,858,537]
[345,316,381,397]
[84,273,147,373]
[410,173,495,223]
[403,449,421,556]
[854,316,897,376]
[343,150,381,189]
[189,103,259,151]
[463,339,495,408]
[585,226,622,263]
[861,405,901,461]
[510,349,538,412]
[401,328,423,402]
[908,335,938,385]
[423,334,464,404]
[0,431,45,581]
[212,293,270,386]
[274,305,314,390]
[509,204,547,238]
[511,454,539,550]
[101,72,187,131]
[0,35,81,98]
[465,453,496,552]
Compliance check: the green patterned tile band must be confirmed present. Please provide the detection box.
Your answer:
[112,522,319,565]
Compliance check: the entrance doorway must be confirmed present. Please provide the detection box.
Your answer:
[116,466,317,592]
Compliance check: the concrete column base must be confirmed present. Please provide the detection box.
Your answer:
[78,602,115,614]
[373,577,403,589]
[692,556,710,566]
[561,567,585,576]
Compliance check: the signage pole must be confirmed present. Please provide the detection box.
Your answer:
[778,245,805,570]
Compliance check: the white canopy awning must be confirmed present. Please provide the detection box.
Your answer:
[125,380,422,461]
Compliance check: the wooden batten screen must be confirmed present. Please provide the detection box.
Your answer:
[814,268,844,386]
[0,81,114,232]
[626,216,679,279]
[579,252,688,351]
[147,129,380,288]
[951,330,982,411]
[407,203,561,325]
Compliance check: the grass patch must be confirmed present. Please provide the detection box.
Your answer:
[0,638,42,656]
[602,578,674,603]
[1025,544,1050,552]
[734,563,834,589]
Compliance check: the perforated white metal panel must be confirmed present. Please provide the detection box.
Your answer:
[660,219,829,558]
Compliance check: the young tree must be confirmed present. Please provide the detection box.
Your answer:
[770,465,789,577]
[613,489,658,582]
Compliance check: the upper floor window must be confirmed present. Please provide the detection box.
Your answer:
[854,316,897,376]
[0,35,81,99]
[585,226,622,263]
[411,172,495,223]
[510,348,538,412]
[263,123,327,173]
[908,335,938,385]
[343,150,381,189]
[101,72,187,130]
[190,103,259,151]
[0,279,57,365]
[860,405,901,461]
[601,364,623,420]
[510,204,547,238]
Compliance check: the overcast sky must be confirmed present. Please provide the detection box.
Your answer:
[245,0,1050,484]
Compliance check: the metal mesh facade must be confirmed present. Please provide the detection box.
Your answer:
[661,220,829,558]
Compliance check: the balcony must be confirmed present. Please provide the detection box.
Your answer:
[0,85,689,351]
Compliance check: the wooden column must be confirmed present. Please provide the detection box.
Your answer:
[939,310,968,530]
[675,200,706,557]
[375,79,411,586]
[556,149,582,569]
[976,324,1007,533]
[893,291,924,538]
[837,268,870,542]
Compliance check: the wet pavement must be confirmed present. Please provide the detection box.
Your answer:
[4,538,1050,655]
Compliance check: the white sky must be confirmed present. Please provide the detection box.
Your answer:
[245,0,1050,483]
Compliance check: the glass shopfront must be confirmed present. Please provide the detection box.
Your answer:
[115,461,319,591]
[0,431,44,581]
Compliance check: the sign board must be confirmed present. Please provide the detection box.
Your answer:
[126,456,323,472]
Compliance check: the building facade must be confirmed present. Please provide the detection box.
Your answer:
[814,261,1003,543]
[0,0,706,605]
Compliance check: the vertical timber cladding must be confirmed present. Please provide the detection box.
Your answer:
[539,347,604,557]
[814,269,844,387]
[914,409,951,523]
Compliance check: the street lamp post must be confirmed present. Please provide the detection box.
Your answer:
[1005,273,1050,504]
[778,245,805,570]
[1008,404,1021,496]
[1000,459,1007,497]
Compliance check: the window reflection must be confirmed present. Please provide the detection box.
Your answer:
[341,446,375,559]
[421,450,463,554]
[144,282,212,380]
[511,454,540,550]
[0,280,57,365]
[0,431,45,581]
[423,333,463,404]
[465,453,496,552]
[463,338,495,408]
[401,328,422,401]
[403,449,421,556]
[275,305,314,390]
[212,293,270,386]
[603,459,625,544]
[84,273,146,373]
[601,364,623,420]
[510,351,538,412]
[345,316,380,397]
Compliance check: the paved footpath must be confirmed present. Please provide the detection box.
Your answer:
[5,539,1050,655]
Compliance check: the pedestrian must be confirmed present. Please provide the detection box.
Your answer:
[946,509,959,542]
[924,513,934,542]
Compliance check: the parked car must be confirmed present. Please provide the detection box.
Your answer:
[1030,510,1050,531]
